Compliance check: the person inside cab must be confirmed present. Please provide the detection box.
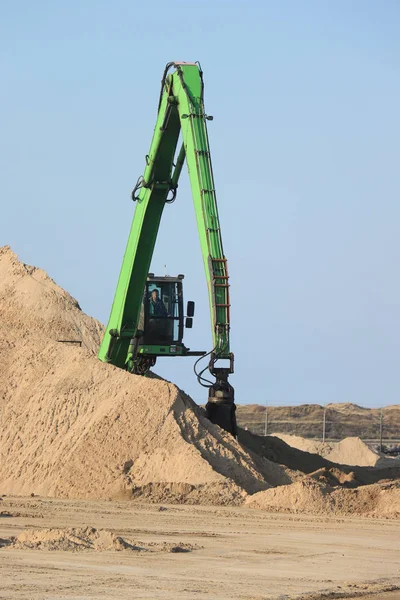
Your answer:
[149,289,168,317]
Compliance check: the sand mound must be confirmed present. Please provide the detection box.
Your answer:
[2,246,398,516]
[238,429,400,487]
[11,527,134,551]
[326,437,382,467]
[271,433,398,469]
[239,430,331,474]
[333,481,400,518]
[271,434,336,457]
[246,479,400,517]
[0,527,198,553]
[246,479,334,515]
[0,245,103,356]
[308,466,359,488]
[0,246,294,503]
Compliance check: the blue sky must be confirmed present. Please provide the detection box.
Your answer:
[1,1,399,407]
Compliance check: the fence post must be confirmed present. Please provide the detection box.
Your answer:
[322,406,326,442]
[379,408,383,452]
[264,405,269,437]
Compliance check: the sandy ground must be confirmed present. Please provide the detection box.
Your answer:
[0,496,399,600]
[2,248,400,599]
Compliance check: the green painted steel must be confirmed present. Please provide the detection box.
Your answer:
[98,62,231,369]
[138,345,184,356]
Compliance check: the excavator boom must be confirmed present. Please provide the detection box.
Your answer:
[98,62,236,435]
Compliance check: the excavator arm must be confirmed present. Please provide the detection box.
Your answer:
[98,62,236,435]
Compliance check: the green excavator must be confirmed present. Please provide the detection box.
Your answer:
[98,62,236,436]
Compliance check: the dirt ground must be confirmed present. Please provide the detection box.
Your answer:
[0,496,399,600]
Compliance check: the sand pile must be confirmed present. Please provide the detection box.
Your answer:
[239,430,400,486]
[272,433,397,469]
[2,527,134,552]
[272,434,336,457]
[0,246,103,356]
[246,479,400,517]
[0,246,293,504]
[326,436,383,467]
[307,466,359,488]
[1,246,399,516]
[246,479,334,515]
[0,527,198,552]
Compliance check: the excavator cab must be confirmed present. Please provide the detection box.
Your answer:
[128,274,201,374]
[142,274,186,347]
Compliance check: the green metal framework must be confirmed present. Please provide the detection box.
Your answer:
[98,62,232,378]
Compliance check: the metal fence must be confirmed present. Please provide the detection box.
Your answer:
[237,404,400,450]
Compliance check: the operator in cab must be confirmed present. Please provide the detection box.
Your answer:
[149,289,168,317]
